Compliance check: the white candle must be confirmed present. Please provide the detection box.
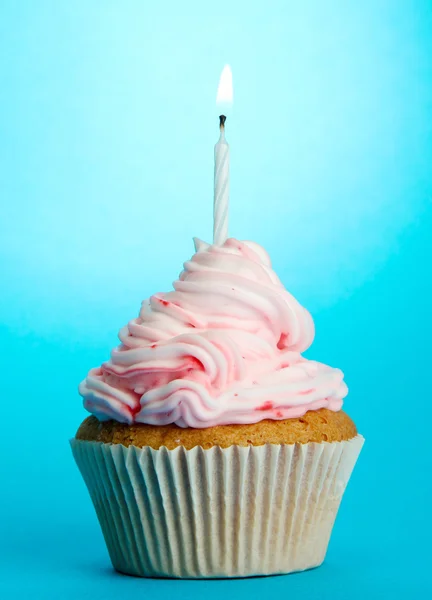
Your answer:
[213,118,230,245]
[213,65,233,246]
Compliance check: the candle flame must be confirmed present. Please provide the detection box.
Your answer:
[216,65,233,108]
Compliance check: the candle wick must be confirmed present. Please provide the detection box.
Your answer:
[219,115,227,129]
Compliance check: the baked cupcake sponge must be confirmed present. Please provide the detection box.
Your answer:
[76,408,356,450]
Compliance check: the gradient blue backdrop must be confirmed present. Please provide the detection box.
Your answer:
[1,1,431,598]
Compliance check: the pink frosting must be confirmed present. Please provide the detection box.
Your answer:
[79,238,347,428]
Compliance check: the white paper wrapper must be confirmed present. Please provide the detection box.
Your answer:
[71,435,364,578]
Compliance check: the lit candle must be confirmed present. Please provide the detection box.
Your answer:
[214,65,233,246]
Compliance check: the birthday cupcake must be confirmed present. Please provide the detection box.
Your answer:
[71,238,363,578]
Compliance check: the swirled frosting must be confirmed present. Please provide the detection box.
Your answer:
[79,238,347,428]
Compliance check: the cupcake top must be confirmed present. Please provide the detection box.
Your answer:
[79,238,347,428]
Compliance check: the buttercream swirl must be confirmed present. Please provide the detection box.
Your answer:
[79,238,347,427]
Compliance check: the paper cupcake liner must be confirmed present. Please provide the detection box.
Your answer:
[71,435,364,578]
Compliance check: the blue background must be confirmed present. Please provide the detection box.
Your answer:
[1,1,431,598]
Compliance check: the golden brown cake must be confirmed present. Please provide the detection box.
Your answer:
[76,408,357,450]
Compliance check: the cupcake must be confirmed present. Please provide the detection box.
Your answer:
[71,238,363,578]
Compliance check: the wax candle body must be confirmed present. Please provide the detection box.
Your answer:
[213,125,230,245]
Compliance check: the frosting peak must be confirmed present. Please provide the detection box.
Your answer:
[79,239,347,427]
